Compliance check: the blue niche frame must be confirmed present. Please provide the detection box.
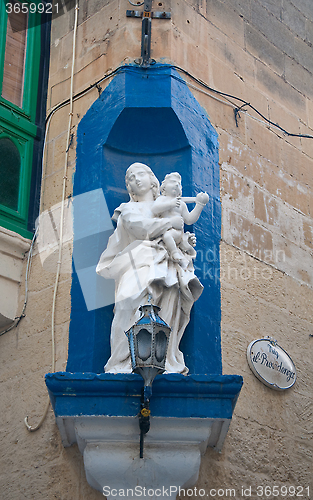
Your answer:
[46,65,243,420]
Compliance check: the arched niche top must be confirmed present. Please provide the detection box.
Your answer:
[70,65,221,376]
[106,107,189,154]
[75,65,219,197]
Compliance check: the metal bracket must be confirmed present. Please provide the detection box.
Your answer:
[144,0,152,10]
[141,16,152,67]
[126,10,171,18]
[152,10,171,18]
[126,0,171,67]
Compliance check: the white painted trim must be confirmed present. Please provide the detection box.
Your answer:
[0,226,31,329]
[55,415,231,498]
[0,226,31,257]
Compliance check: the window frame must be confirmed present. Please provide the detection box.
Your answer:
[0,0,41,119]
[0,124,33,233]
[0,0,44,239]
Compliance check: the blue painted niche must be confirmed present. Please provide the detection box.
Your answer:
[67,65,222,376]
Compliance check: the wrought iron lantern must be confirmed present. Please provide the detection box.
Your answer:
[125,300,171,458]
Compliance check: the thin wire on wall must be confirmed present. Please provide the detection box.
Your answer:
[24,0,79,432]
[170,66,313,139]
[45,64,313,141]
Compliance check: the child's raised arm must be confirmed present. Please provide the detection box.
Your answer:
[151,196,181,216]
[181,192,209,225]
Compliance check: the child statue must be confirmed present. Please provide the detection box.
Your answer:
[152,172,209,267]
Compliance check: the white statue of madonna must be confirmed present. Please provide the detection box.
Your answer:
[96,162,208,374]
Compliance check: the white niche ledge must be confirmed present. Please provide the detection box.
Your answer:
[46,372,243,499]
[57,415,231,499]
[0,226,31,330]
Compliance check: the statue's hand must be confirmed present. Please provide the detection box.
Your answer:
[172,197,181,208]
[171,216,184,231]
[196,192,209,206]
[188,233,196,247]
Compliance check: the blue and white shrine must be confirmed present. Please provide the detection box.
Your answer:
[46,65,243,498]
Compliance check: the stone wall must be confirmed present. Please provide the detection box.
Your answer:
[0,0,312,498]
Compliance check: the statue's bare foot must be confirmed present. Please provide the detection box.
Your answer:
[171,251,189,269]
[171,250,183,262]
[180,257,189,269]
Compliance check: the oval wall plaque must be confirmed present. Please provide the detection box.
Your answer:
[247,338,297,390]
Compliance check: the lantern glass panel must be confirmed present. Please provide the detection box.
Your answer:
[137,329,151,361]
[155,330,167,362]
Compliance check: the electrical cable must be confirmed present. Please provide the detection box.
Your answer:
[169,73,299,137]
[45,63,313,140]
[45,66,122,127]
[24,0,79,432]
[1,84,58,341]
[170,65,313,139]
[39,111,55,215]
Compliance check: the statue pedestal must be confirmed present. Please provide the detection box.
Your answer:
[46,373,242,497]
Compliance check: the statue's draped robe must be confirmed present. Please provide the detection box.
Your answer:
[96,200,203,374]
